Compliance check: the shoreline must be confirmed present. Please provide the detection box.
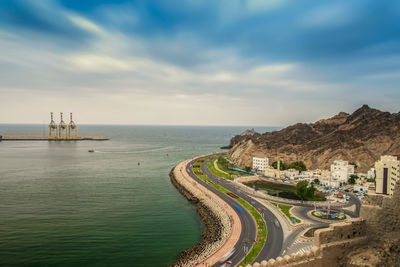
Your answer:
[169,156,241,267]
[169,166,227,267]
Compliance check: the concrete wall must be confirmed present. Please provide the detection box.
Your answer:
[361,179,400,243]
[245,219,367,267]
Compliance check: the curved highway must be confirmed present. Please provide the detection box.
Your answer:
[185,157,257,266]
[184,154,360,265]
[190,155,284,265]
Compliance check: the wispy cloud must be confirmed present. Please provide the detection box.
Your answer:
[0,0,399,125]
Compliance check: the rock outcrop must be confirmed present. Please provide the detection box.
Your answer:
[228,105,400,172]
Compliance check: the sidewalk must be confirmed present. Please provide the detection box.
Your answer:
[178,158,242,267]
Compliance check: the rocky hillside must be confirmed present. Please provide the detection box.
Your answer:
[228,105,400,172]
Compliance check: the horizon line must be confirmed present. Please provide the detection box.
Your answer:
[0,123,283,128]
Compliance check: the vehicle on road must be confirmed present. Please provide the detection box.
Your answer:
[274,219,280,228]
[218,249,235,266]
[234,204,243,213]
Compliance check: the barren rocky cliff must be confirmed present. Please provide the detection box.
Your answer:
[228,105,400,172]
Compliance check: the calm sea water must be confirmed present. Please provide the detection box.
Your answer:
[0,125,277,266]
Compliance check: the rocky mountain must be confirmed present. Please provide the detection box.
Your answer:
[228,105,400,172]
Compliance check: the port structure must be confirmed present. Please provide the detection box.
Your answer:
[68,112,77,138]
[58,112,68,138]
[2,113,107,141]
[48,112,57,137]
[48,112,78,140]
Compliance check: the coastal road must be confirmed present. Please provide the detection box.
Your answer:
[186,157,257,266]
[199,157,284,264]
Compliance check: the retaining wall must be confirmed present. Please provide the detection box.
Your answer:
[244,219,367,267]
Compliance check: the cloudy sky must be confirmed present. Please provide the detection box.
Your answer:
[1,0,399,126]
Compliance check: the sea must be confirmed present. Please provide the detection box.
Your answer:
[0,124,277,266]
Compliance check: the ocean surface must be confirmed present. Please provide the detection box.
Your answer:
[0,125,277,266]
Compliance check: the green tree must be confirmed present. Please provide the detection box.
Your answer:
[296,181,317,200]
[313,178,320,185]
[350,174,359,179]
[348,176,356,184]
[244,166,252,172]
[271,160,288,170]
[296,181,309,200]
[288,161,307,172]
[306,184,316,199]
[218,156,229,168]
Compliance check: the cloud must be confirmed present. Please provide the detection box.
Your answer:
[65,54,133,73]
[67,14,104,35]
[0,0,399,126]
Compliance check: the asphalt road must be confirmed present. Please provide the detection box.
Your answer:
[198,156,284,264]
[184,154,361,266]
[185,157,257,267]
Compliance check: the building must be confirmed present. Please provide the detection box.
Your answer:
[330,160,355,182]
[264,168,282,179]
[367,168,376,179]
[283,169,299,180]
[252,157,269,173]
[375,155,400,195]
[319,178,340,188]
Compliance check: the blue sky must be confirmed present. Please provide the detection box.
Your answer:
[0,0,399,125]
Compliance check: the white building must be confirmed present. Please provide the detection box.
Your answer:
[297,171,313,181]
[252,157,269,173]
[367,168,376,179]
[319,178,340,188]
[330,160,355,182]
[375,155,400,195]
[283,169,299,180]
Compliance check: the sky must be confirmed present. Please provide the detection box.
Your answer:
[0,0,400,126]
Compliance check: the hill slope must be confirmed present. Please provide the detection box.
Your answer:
[228,105,400,172]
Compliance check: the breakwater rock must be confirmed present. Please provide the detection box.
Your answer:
[169,163,232,267]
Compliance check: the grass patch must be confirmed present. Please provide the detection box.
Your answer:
[197,174,211,183]
[311,210,346,221]
[270,202,301,223]
[207,160,233,180]
[237,198,267,266]
[211,183,231,193]
[216,157,243,176]
[192,157,267,265]
[193,161,201,167]
[192,167,201,172]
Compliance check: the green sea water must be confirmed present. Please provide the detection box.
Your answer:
[0,125,275,266]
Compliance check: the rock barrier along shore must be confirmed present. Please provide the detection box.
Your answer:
[169,158,241,267]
